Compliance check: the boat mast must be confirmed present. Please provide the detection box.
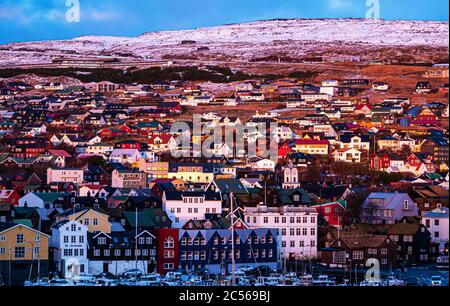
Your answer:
[135,206,138,285]
[37,217,41,279]
[230,192,236,286]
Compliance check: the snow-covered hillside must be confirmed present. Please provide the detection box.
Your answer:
[0,18,448,66]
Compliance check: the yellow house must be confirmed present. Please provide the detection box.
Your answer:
[294,139,329,155]
[57,209,112,233]
[139,161,169,179]
[0,223,49,285]
[0,223,49,261]
[168,164,215,183]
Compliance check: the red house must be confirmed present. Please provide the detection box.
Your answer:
[156,228,179,274]
[117,124,138,134]
[97,128,121,139]
[407,153,424,169]
[312,201,348,228]
[0,189,21,206]
[370,152,391,171]
[278,142,293,160]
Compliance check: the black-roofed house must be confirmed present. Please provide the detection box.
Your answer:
[87,230,157,275]
[162,190,222,228]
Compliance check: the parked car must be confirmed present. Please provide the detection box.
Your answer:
[430,276,442,286]
[122,269,143,278]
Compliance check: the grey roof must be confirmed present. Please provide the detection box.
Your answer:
[212,179,248,195]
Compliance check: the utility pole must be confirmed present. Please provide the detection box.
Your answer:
[230,193,236,286]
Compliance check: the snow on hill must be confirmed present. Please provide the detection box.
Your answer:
[0,18,448,66]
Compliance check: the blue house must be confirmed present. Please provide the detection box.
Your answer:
[178,227,279,274]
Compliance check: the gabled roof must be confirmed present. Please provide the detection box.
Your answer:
[122,208,169,228]
[210,179,248,195]
[0,222,50,237]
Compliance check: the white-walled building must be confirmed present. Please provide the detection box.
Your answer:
[47,167,84,185]
[333,148,362,163]
[109,149,141,165]
[282,163,301,189]
[111,169,147,189]
[162,191,222,228]
[422,207,449,253]
[244,205,318,259]
[51,220,89,277]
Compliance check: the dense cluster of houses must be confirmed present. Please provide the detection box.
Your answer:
[0,74,448,285]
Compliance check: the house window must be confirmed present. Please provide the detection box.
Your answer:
[0,248,5,255]
[164,263,174,270]
[164,250,174,258]
[84,218,90,225]
[93,218,99,226]
[15,247,25,258]
[16,234,24,244]
[164,237,174,248]
[381,248,388,254]
[125,249,132,256]
[352,251,364,260]
[139,237,145,245]
[146,237,152,244]
[71,224,77,231]
[98,237,107,245]
[104,250,110,256]
[64,236,69,243]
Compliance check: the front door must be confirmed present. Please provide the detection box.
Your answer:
[103,262,109,273]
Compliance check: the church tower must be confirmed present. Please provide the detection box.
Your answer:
[282,161,300,189]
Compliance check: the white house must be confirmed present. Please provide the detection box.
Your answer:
[47,167,84,185]
[86,136,103,145]
[51,220,89,277]
[372,82,389,91]
[421,207,449,253]
[333,148,362,163]
[248,157,277,171]
[162,191,222,228]
[109,149,141,165]
[18,192,46,208]
[301,93,332,102]
[18,192,67,208]
[86,143,114,155]
[244,204,318,259]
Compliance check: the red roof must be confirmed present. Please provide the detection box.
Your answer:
[48,150,72,157]
[411,119,440,125]
[295,139,329,145]
[148,134,173,144]
[355,103,373,110]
